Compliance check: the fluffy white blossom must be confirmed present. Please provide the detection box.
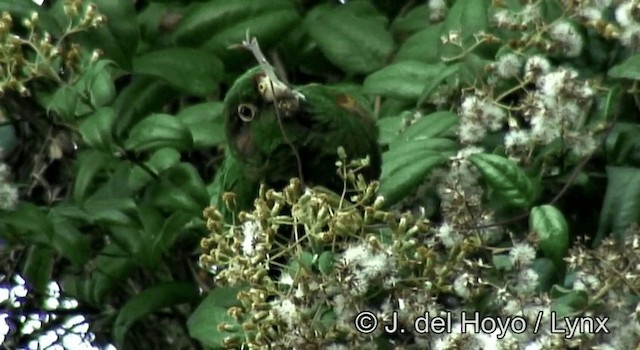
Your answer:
[549,21,584,57]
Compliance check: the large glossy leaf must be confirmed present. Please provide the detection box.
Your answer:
[62,244,135,306]
[113,77,178,138]
[390,4,431,36]
[363,61,447,100]
[124,114,193,152]
[133,48,223,96]
[147,163,209,213]
[392,111,458,143]
[176,101,225,148]
[171,0,299,62]
[128,148,181,192]
[394,25,443,64]
[380,139,457,206]
[114,282,200,347]
[530,205,570,268]
[305,2,393,74]
[46,212,91,266]
[79,107,116,152]
[595,166,640,245]
[469,153,539,208]
[73,150,115,202]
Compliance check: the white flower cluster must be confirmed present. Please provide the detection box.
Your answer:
[615,0,640,48]
[512,57,597,158]
[0,162,18,210]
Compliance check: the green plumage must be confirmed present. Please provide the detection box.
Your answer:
[210,66,381,218]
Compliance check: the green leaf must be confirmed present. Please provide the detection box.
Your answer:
[48,210,92,266]
[469,153,539,208]
[390,4,431,36]
[63,244,135,306]
[530,205,570,267]
[88,68,116,107]
[22,246,54,293]
[73,150,114,202]
[380,137,456,206]
[128,148,181,191]
[188,285,249,348]
[82,197,137,226]
[113,77,178,137]
[47,85,79,121]
[306,2,394,74]
[608,54,640,80]
[0,203,51,245]
[114,282,199,347]
[605,122,640,166]
[317,251,334,275]
[440,0,490,58]
[176,101,225,148]
[595,166,640,245]
[133,48,223,96]
[394,25,443,64]
[125,113,193,152]
[417,64,460,105]
[364,61,446,100]
[532,258,558,292]
[393,111,458,143]
[75,0,140,69]
[550,285,588,318]
[147,163,208,213]
[171,0,299,60]
[153,212,193,255]
[79,107,116,152]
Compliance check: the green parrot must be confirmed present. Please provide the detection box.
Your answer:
[208,65,382,219]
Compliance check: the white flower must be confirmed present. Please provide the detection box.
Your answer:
[342,244,370,265]
[509,243,537,266]
[428,0,447,21]
[549,21,584,57]
[504,129,531,149]
[0,183,18,210]
[436,223,462,249]
[278,272,294,286]
[524,55,552,81]
[453,273,473,299]
[616,1,640,27]
[496,53,522,78]
[521,4,541,24]
[570,133,598,157]
[515,268,539,294]
[241,220,259,256]
[271,298,298,328]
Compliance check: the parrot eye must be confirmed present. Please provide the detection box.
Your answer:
[258,82,267,94]
[237,103,257,122]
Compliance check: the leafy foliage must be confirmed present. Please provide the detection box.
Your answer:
[1,0,640,349]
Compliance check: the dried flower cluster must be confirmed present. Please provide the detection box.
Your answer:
[0,1,105,96]
[198,148,639,349]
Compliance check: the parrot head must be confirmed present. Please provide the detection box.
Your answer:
[222,66,307,180]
